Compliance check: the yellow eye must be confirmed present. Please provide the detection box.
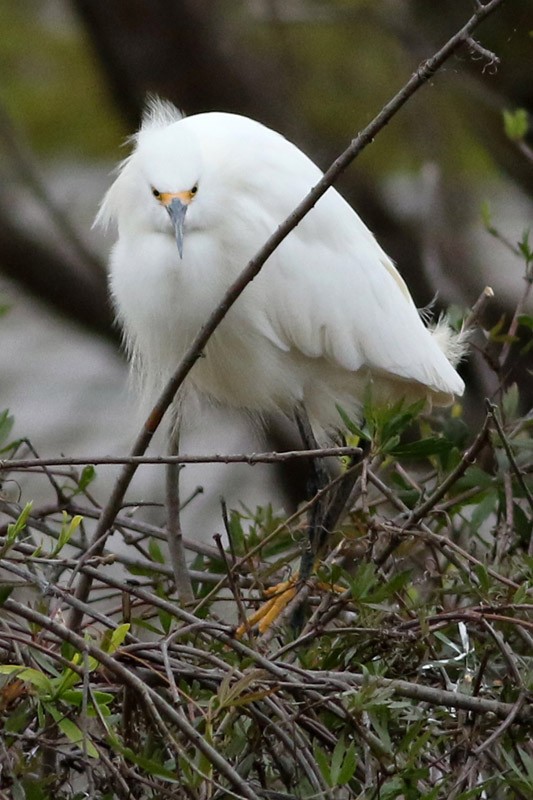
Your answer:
[152,188,160,199]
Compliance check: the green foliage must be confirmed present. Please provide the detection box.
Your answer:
[503,107,529,141]
[1,335,532,799]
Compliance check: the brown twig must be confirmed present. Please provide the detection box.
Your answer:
[165,432,194,604]
[486,401,533,514]
[0,446,361,471]
[2,598,264,800]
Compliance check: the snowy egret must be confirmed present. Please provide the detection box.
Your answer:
[97,99,464,631]
[97,99,464,432]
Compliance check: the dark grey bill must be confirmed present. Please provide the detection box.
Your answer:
[166,197,188,258]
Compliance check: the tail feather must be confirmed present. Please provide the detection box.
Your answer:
[431,315,468,368]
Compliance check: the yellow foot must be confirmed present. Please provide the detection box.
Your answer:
[235,577,345,637]
[236,579,298,637]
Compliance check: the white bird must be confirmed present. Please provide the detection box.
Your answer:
[96,98,464,439]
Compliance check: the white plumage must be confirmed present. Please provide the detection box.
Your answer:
[97,99,464,435]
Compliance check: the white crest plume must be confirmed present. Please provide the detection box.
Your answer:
[140,95,184,132]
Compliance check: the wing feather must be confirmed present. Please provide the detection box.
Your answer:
[260,188,464,398]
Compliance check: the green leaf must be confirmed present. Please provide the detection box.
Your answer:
[102,622,131,653]
[481,200,496,234]
[474,564,491,594]
[470,491,498,531]
[313,743,332,787]
[503,108,529,141]
[380,399,425,443]
[52,666,81,696]
[518,229,533,265]
[148,537,166,564]
[329,736,357,786]
[1,502,33,556]
[502,383,520,420]
[0,665,52,694]
[512,582,529,604]
[363,569,412,603]
[157,607,173,634]
[518,315,533,331]
[78,464,96,491]
[0,585,14,605]
[390,436,452,460]
[60,688,113,709]
[0,409,14,447]
[51,512,83,556]
[109,736,180,781]
[456,465,494,492]
[336,404,370,440]
[337,741,357,785]
[57,717,99,759]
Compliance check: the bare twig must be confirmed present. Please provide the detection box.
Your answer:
[2,598,264,800]
[466,36,500,69]
[0,446,361,471]
[487,401,533,513]
[165,431,194,604]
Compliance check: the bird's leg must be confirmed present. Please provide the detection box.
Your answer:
[166,417,194,604]
[236,409,365,637]
[235,406,329,637]
[322,435,370,535]
[294,404,331,579]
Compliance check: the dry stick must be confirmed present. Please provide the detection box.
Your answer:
[498,258,533,371]
[165,432,194,604]
[281,668,533,723]
[368,471,521,592]
[75,565,533,725]
[84,570,533,732]
[486,401,533,514]
[463,285,494,329]
[481,618,523,686]
[213,533,250,636]
[0,446,360,471]
[66,0,506,632]
[192,462,361,615]
[375,411,493,567]
[2,598,263,800]
[472,692,527,756]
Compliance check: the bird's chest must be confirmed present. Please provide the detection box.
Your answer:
[110,231,257,382]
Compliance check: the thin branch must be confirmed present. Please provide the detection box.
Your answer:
[463,285,494,330]
[2,598,263,800]
[281,667,533,723]
[401,412,492,527]
[473,692,527,756]
[487,401,533,513]
[466,36,500,69]
[0,446,361,471]
[165,431,194,604]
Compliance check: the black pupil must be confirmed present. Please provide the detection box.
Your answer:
[153,189,159,197]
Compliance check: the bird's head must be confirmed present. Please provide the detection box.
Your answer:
[136,123,203,257]
[96,98,288,264]
[95,102,205,258]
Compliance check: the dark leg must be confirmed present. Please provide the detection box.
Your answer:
[294,405,369,577]
[294,404,330,580]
